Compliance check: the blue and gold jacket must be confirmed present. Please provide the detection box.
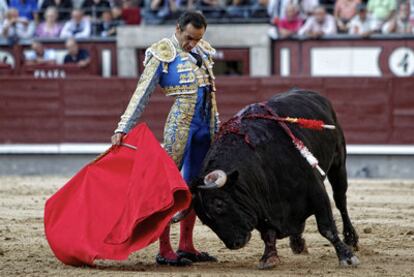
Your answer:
[114,35,219,137]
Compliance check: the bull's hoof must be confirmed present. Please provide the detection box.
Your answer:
[257,255,281,270]
[339,255,360,267]
[344,231,359,251]
[289,237,309,255]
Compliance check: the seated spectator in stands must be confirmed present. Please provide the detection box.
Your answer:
[382,2,413,34]
[0,0,8,22]
[367,0,397,31]
[60,9,91,39]
[82,0,111,18]
[276,3,303,38]
[96,10,120,36]
[267,0,288,23]
[348,3,375,36]
[197,0,224,18]
[9,0,38,21]
[300,0,319,17]
[40,0,73,21]
[35,7,62,38]
[143,0,177,24]
[63,38,90,67]
[334,0,360,32]
[24,41,57,65]
[226,0,250,18]
[250,0,269,18]
[176,0,195,10]
[0,8,35,43]
[298,5,337,37]
[121,0,141,24]
[319,0,335,14]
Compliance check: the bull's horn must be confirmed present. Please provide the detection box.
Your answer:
[200,170,227,190]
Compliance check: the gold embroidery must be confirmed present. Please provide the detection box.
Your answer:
[177,62,193,73]
[163,95,197,167]
[197,39,216,56]
[164,84,198,96]
[179,72,196,84]
[148,38,176,63]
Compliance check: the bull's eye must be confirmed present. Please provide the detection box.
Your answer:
[212,199,226,215]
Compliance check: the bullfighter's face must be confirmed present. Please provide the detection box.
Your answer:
[175,23,205,52]
[192,170,257,250]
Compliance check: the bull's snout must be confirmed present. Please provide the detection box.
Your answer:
[226,233,252,250]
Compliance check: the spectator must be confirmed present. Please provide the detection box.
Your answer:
[367,0,397,30]
[227,0,250,18]
[300,0,319,17]
[197,0,224,18]
[382,2,413,34]
[267,0,290,23]
[82,0,111,18]
[24,41,56,65]
[0,8,35,43]
[96,10,120,36]
[0,0,7,22]
[250,0,269,18]
[40,0,73,21]
[277,3,303,38]
[318,0,335,13]
[63,38,90,67]
[35,7,62,38]
[9,0,38,21]
[143,0,176,23]
[176,0,195,10]
[60,9,91,38]
[298,5,337,37]
[121,0,141,24]
[334,0,361,32]
[348,3,375,36]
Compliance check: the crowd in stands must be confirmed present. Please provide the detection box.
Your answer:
[269,0,414,38]
[0,0,412,43]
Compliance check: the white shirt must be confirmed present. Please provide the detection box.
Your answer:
[25,48,57,62]
[0,18,36,39]
[298,14,337,36]
[348,15,375,34]
[382,18,414,34]
[60,18,91,39]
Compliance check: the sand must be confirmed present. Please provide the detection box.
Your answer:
[1,176,414,276]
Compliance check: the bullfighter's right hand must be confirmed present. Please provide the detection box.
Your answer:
[111,132,125,146]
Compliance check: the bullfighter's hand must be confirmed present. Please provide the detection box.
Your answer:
[111,132,125,146]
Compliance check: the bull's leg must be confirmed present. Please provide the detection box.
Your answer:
[312,184,359,267]
[289,223,308,254]
[328,162,359,250]
[258,229,281,270]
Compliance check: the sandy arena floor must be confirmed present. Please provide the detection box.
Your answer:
[0,176,413,276]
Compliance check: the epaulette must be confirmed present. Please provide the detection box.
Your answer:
[197,39,216,56]
[145,38,176,64]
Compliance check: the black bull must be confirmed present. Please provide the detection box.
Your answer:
[190,90,360,269]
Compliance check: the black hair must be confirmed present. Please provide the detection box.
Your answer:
[177,11,207,31]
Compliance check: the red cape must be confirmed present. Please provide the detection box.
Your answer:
[44,123,191,266]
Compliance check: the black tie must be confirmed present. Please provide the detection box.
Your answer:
[189,51,202,68]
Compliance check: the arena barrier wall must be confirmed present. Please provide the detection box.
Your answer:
[1,76,413,144]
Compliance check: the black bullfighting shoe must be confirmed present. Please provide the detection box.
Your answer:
[176,250,218,263]
[155,254,192,266]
